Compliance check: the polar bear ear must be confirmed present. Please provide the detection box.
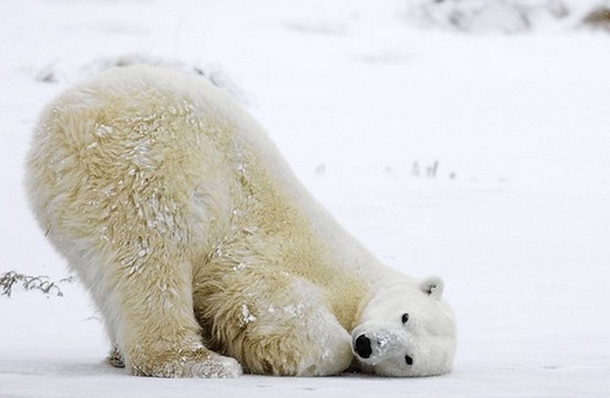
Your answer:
[420,276,444,300]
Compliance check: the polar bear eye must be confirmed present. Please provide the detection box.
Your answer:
[401,313,409,324]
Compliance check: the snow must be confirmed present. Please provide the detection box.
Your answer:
[1,0,609,396]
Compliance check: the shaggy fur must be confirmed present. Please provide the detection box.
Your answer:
[26,65,456,378]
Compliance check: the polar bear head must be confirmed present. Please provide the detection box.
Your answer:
[352,276,457,377]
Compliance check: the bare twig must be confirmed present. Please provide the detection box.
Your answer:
[0,271,72,298]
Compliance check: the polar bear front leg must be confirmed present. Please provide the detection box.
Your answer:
[197,270,353,376]
[242,300,354,377]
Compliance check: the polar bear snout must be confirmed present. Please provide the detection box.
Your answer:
[354,333,412,365]
[352,330,408,365]
[354,334,373,359]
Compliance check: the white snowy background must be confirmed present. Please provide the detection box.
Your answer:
[1,0,609,397]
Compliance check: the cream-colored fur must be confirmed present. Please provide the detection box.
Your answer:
[26,65,455,378]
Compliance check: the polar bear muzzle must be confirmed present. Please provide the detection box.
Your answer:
[354,332,415,366]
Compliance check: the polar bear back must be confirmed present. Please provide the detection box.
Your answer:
[26,65,389,330]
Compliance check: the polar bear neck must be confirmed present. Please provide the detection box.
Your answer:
[219,109,399,331]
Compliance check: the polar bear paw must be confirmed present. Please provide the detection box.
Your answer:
[129,348,243,378]
[172,353,243,378]
[106,345,125,368]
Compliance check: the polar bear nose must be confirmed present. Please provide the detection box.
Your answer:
[355,334,372,359]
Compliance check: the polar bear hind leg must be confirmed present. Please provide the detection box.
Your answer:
[26,95,242,378]
[69,211,241,378]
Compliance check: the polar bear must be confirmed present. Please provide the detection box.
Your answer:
[26,65,456,378]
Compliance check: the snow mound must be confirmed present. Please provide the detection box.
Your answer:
[84,54,251,105]
[32,54,250,105]
[403,0,609,33]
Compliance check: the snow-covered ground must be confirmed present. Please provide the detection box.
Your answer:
[1,0,609,396]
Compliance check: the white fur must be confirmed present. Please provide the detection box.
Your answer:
[26,65,456,378]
